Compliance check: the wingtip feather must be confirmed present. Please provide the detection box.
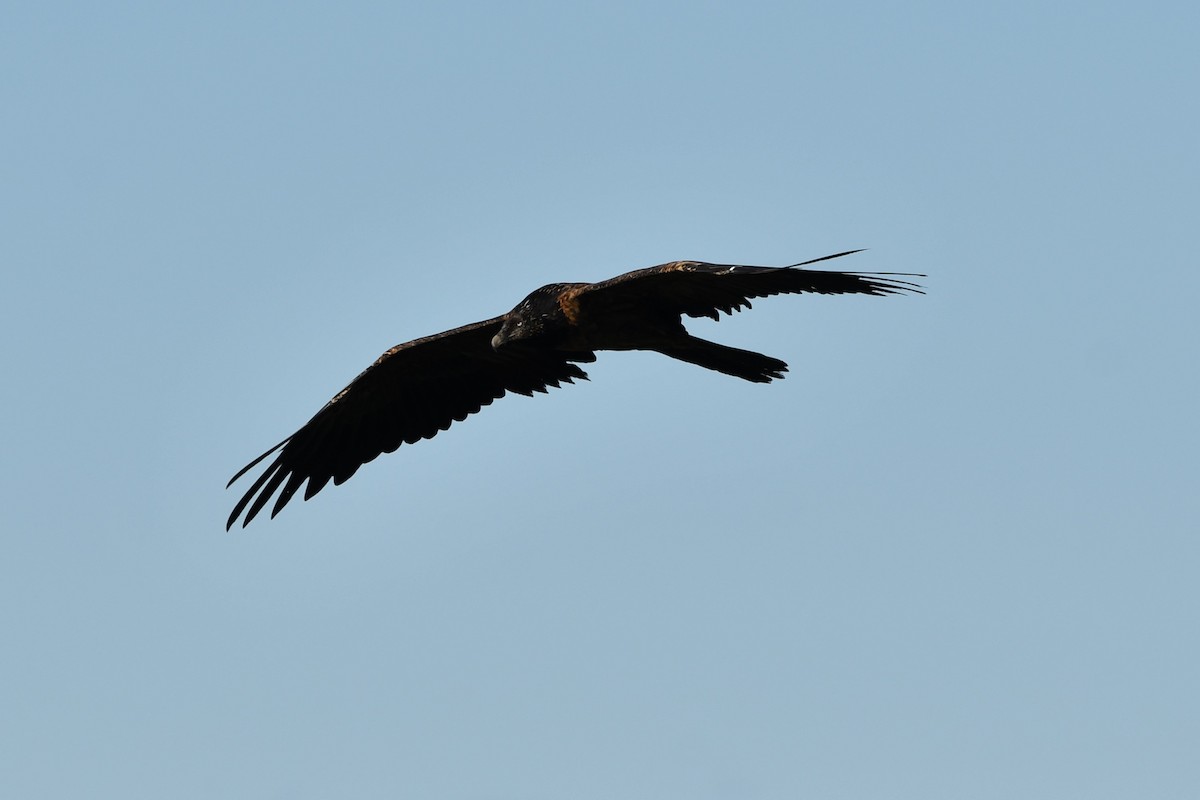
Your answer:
[786,249,866,268]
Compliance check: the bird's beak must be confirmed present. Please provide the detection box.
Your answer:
[491,331,504,350]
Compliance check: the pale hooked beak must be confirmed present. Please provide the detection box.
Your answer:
[491,332,504,350]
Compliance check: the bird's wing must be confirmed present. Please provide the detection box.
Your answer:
[226,316,593,529]
[578,250,923,320]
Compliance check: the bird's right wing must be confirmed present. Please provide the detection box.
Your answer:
[226,316,593,529]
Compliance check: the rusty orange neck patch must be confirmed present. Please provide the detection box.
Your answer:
[556,285,586,326]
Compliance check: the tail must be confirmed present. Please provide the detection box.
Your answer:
[654,336,788,383]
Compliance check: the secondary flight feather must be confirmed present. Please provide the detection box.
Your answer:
[227,250,922,528]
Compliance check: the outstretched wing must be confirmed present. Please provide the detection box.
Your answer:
[579,250,923,320]
[227,316,593,529]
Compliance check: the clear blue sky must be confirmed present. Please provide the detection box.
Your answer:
[4,2,1197,798]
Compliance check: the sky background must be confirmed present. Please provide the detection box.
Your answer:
[3,1,1197,798]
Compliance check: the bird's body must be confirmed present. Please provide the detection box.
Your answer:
[227,250,921,528]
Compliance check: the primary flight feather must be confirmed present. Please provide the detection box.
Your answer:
[227,250,922,528]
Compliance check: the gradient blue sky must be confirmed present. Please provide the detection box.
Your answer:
[4,2,1197,798]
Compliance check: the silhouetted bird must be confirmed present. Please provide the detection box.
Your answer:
[227,250,922,528]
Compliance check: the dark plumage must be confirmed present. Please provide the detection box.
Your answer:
[227,250,922,528]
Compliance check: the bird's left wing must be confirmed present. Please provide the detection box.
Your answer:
[578,250,923,320]
[227,316,592,529]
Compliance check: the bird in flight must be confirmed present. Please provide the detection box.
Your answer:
[227,250,922,528]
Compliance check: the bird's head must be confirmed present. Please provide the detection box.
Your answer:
[491,285,573,350]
